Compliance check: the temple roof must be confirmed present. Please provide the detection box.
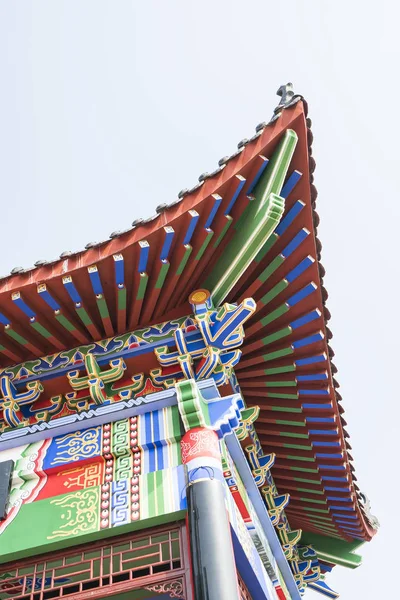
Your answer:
[0,84,377,546]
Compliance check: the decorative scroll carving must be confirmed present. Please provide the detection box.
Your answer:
[181,428,220,464]
[0,376,43,427]
[151,292,256,388]
[144,578,185,599]
[235,406,260,441]
[67,354,126,404]
[50,428,101,464]
[48,488,99,539]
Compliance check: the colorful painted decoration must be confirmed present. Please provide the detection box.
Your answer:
[0,86,377,599]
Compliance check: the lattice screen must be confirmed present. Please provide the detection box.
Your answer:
[0,525,188,600]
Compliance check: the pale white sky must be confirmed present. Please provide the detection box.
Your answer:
[0,2,398,598]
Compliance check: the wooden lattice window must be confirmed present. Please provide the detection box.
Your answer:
[0,524,189,600]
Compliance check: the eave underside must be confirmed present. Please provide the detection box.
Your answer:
[0,101,375,544]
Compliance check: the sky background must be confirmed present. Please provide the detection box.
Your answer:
[0,2,397,598]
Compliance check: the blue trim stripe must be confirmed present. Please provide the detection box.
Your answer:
[321,476,348,482]
[38,288,61,311]
[330,505,354,511]
[138,242,150,273]
[290,309,321,329]
[281,228,310,259]
[303,403,332,410]
[313,441,341,448]
[275,200,305,235]
[160,227,175,261]
[0,312,11,326]
[318,464,346,471]
[63,279,82,304]
[281,170,302,198]
[246,157,269,195]
[292,331,323,348]
[316,454,343,460]
[295,354,327,366]
[325,486,351,492]
[297,373,328,382]
[183,211,200,245]
[306,416,335,423]
[340,527,363,534]
[327,496,352,502]
[286,255,314,283]
[309,429,337,435]
[38,290,61,310]
[225,176,246,215]
[113,256,125,286]
[205,195,223,229]
[298,388,329,396]
[287,283,317,307]
[88,269,103,296]
[12,297,36,318]
[144,411,155,472]
[333,515,358,521]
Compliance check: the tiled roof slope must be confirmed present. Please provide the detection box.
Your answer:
[0,84,378,545]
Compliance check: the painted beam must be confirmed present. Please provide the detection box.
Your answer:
[62,276,101,339]
[300,531,364,569]
[0,378,220,451]
[37,284,88,344]
[88,265,114,337]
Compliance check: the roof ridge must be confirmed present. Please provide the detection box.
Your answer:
[2,83,303,282]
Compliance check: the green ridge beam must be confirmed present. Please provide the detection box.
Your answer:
[300,532,364,569]
[205,129,297,304]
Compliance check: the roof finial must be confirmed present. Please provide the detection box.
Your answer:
[360,492,380,530]
[276,82,294,108]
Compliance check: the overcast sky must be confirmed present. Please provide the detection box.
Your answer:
[0,2,397,598]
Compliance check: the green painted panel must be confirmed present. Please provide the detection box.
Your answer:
[300,532,364,569]
[31,322,53,339]
[195,229,214,259]
[263,347,293,362]
[176,246,192,276]
[265,380,296,387]
[77,307,93,326]
[262,326,292,346]
[137,273,149,300]
[213,215,233,248]
[260,304,289,327]
[5,329,29,346]
[155,261,170,289]
[271,405,302,413]
[265,365,295,375]
[258,254,285,284]
[260,279,288,306]
[254,232,278,263]
[0,466,186,565]
[117,287,127,311]
[55,313,77,332]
